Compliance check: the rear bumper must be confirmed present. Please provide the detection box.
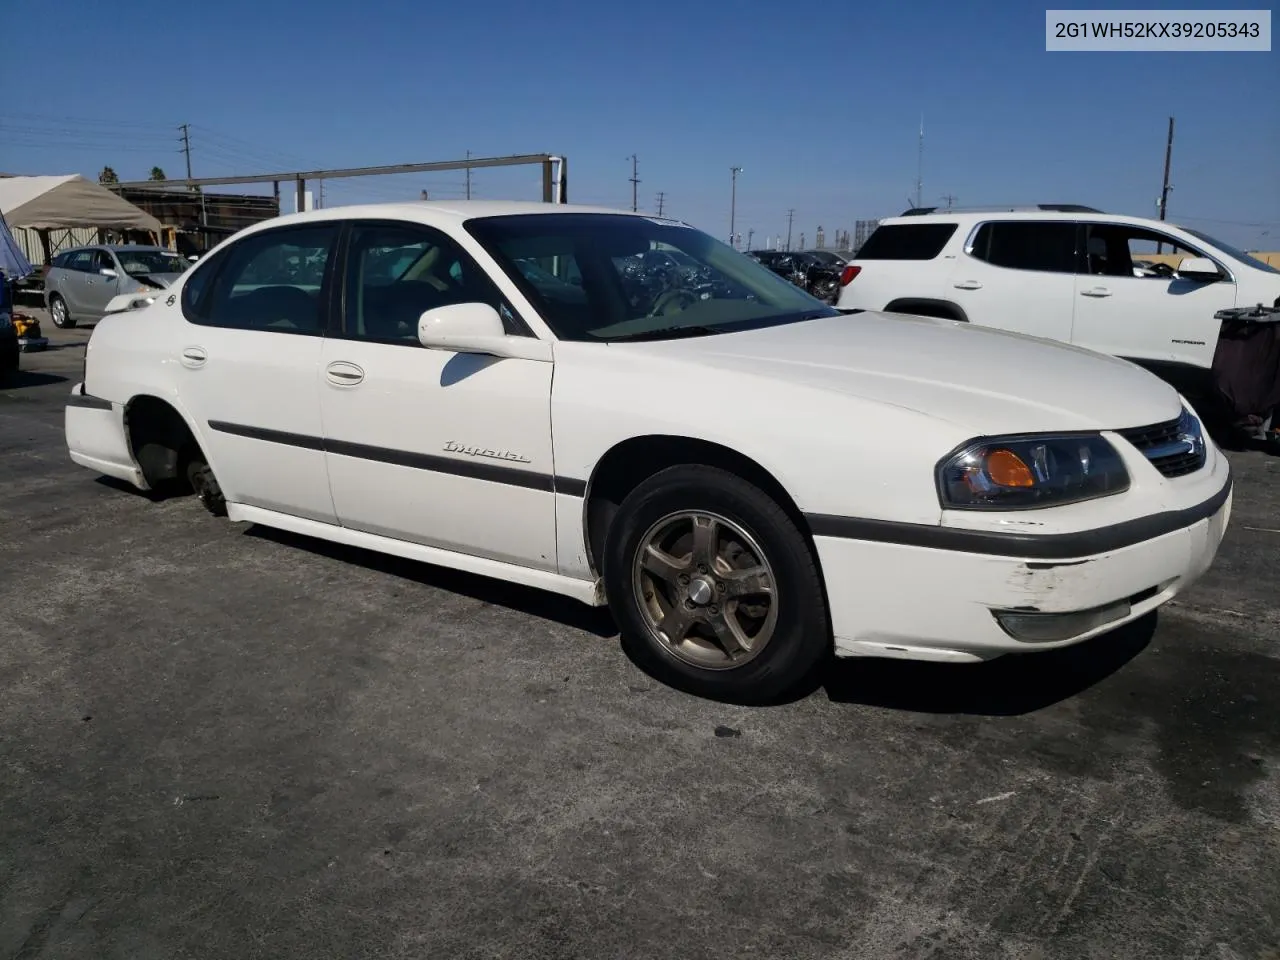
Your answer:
[814,471,1232,663]
[64,382,146,488]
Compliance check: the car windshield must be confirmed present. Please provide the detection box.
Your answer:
[465,213,838,342]
[115,250,190,276]
[1182,228,1280,275]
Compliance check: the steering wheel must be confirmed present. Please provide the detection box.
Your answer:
[1149,261,1176,278]
[648,288,697,318]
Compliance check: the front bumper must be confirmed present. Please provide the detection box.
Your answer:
[815,472,1232,663]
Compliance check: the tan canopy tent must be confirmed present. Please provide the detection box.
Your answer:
[0,175,162,232]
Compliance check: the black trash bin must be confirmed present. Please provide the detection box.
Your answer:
[1211,302,1280,443]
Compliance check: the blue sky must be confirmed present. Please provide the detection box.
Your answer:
[2,0,1276,249]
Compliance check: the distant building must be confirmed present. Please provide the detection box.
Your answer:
[815,226,825,249]
[113,184,280,256]
[853,219,881,252]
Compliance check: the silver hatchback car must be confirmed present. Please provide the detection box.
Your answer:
[44,245,190,328]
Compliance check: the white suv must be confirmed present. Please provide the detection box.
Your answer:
[837,205,1280,378]
[64,202,1231,702]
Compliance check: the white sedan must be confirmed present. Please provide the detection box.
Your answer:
[64,201,1232,702]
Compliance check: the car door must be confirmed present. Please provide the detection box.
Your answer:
[58,250,96,314]
[949,220,1079,343]
[84,249,123,318]
[318,219,557,570]
[174,221,340,523]
[1070,222,1236,370]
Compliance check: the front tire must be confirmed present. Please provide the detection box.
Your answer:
[48,295,76,329]
[603,465,831,703]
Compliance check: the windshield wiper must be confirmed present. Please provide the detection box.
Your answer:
[606,325,723,343]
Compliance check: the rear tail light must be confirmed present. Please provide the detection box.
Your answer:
[839,265,861,286]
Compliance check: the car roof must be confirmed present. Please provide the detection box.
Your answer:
[875,209,1197,232]
[57,244,169,255]
[246,200,664,235]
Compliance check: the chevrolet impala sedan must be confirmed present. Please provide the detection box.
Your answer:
[64,202,1231,701]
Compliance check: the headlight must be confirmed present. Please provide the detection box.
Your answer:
[937,434,1129,510]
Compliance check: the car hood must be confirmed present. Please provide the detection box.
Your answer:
[133,272,184,289]
[621,312,1183,435]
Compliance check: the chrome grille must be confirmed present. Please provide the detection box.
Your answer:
[1116,412,1206,479]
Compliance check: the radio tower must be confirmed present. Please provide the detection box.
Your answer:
[915,115,924,209]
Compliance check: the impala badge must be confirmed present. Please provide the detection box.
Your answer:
[443,441,531,464]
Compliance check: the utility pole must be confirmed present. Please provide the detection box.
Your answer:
[656,191,665,217]
[466,150,472,200]
[785,209,795,251]
[317,180,324,209]
[1156,116,1175,252]
[915,115,924,209]
[746,227,754,250]
[628,155,640,212]
[1159,117,1174,222]
[179,123,207,243]
[941,193,957,210]
[729,166,743,248]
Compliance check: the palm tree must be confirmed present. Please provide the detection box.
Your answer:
[98,166,119,184]
[149,167,167,181]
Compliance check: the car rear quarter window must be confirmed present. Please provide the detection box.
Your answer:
[855,223,958,260]
[968,221,1077,273]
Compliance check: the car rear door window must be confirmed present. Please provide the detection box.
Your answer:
[190,224,339,333]
[856,224,957,260]
[968,222,1078,273]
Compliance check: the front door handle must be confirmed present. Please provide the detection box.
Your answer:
[180,346,207,369]
[326,361,365,386]
[1081,287,1113,298]
[953,280,983,290]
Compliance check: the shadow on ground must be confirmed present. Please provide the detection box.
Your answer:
[245,523,618,638]
[818,613,1156,715]
[0,370,68,390]
[251,520,1156,713]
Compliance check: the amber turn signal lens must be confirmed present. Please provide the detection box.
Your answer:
[985,449,1035,487]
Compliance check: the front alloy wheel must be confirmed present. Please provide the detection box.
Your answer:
[632,511,778,670]
[604,464,831,703]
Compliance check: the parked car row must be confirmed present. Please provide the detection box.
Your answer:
[65,200,1231,703]
[43,245,193,328]
[746,249,847,303]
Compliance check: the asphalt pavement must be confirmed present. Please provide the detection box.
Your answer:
[2,314,1278,959]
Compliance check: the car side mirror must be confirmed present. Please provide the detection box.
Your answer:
[417,302,551,361]
[1176,256,1221,282]
[99,267,118,279]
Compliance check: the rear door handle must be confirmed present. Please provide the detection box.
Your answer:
[180,346,207,369]
[953,280,983,290]
[1081,287,1113,298]
[326,361,365,386]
